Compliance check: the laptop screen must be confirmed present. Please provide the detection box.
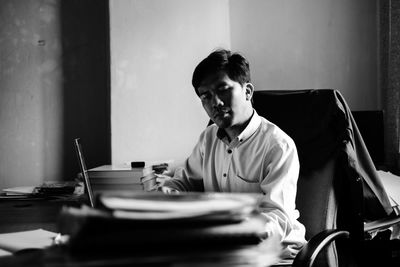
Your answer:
[74,138,95,208]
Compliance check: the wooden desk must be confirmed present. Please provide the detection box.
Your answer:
[0,197,82,234]
[0,198,281,267]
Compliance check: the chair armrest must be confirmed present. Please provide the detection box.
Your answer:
[364,214,400,233]
[292,229,350,267]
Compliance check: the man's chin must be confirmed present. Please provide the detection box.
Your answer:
[213,118,231,129]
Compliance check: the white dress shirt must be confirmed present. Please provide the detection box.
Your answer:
[164,110,306,258]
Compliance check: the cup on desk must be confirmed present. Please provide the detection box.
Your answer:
[141,173,158,191]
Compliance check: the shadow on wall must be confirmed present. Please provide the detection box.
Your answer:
[60,0,111,179]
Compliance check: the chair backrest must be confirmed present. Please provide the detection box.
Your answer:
[252,89,364,266]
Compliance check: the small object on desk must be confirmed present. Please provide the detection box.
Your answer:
[0,229,58,254]
[37,181,77,196]
[1,182,79,201]
[130,161,170,173]
[0,186,43,200]
[0,248,11,257]
[1,186,38,196]
[130,161,145,168]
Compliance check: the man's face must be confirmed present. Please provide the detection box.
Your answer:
[197,72,252,129]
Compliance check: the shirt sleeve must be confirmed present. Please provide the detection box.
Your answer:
[162,132,205,192]
[259,139,306,257]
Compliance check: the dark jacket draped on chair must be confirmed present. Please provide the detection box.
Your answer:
[253,89,392,221]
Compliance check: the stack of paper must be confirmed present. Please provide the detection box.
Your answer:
[1,186,37,197]
[377,170,400,209]
[0,229,58,254]
[58,192,267,253]
[87,164,154,193]
[1,182,78,200]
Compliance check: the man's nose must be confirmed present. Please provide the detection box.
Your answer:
[211,94,223,107]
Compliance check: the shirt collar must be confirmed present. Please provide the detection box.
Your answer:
[216,109,262,144]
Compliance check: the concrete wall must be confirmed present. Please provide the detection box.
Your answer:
[0,0,110,189]
[0,0,63,189]
[230,0,380,111]
[0,0,382,188]
[110,0,230,166]
[110,0,381,167]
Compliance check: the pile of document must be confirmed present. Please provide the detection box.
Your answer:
[58,192,268,253]
[377,170,400,211]
[1,182,78,200]
[86,163,169,194]
[86,164,154,193]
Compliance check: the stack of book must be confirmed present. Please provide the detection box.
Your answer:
[57,192,282,266]
[58,192,269,251]
[87,165,154,194]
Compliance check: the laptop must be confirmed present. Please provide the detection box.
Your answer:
[74,138,95,208]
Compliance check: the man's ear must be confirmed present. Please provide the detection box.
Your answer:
[245,83,254,101]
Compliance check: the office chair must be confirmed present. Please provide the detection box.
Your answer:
[251,89,400,267]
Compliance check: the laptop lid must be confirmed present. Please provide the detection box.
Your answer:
[74,138,95,208]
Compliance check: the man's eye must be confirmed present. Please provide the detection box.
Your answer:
[200,94,210,101]
[217,87,230,94]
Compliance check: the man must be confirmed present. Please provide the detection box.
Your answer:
[161,49,306,258]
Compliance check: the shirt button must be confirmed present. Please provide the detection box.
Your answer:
[223,173,227,177]
[227,149,232,154]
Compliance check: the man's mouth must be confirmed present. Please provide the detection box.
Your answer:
[213,109,230,119]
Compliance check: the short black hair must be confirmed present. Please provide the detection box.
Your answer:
[192,49,251,95]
